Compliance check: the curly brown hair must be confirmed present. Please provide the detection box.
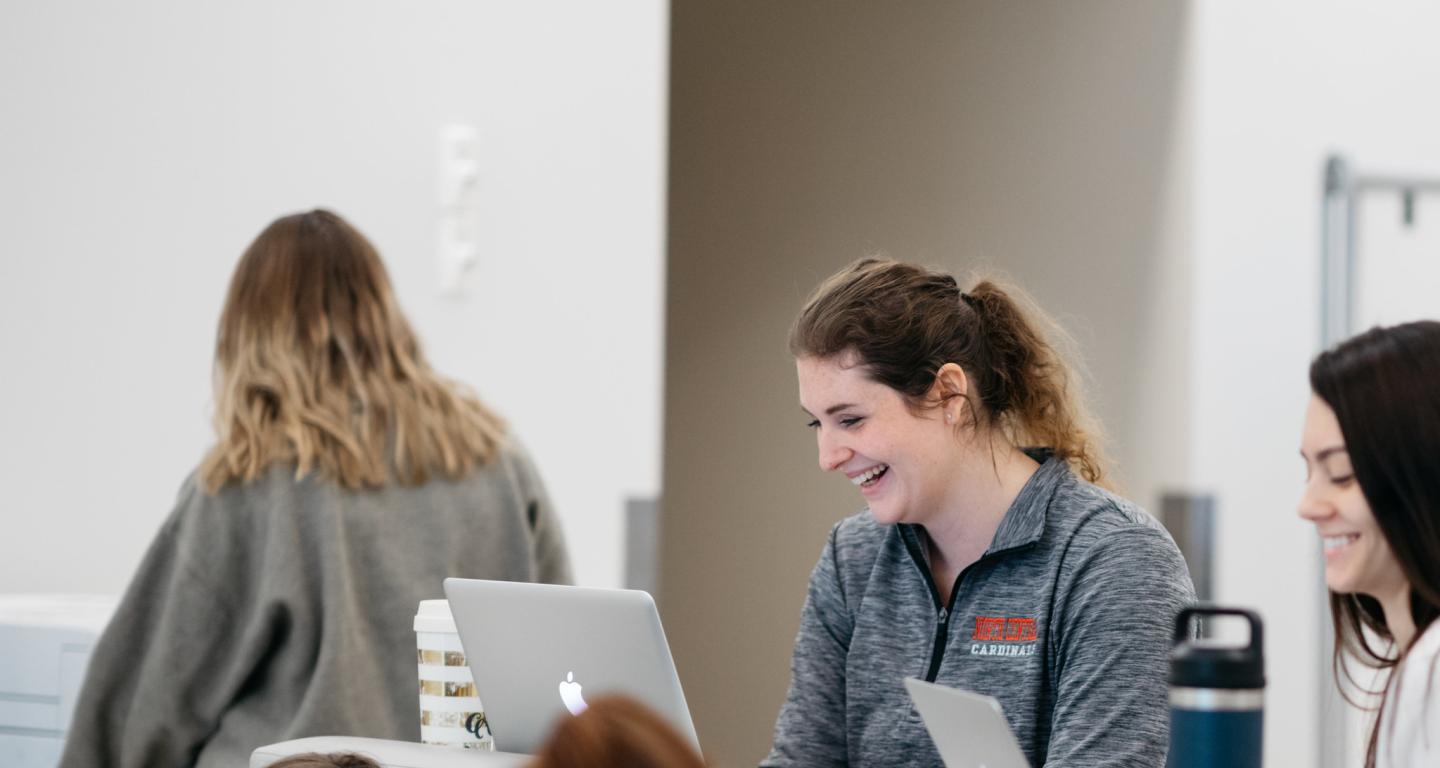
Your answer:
[266,752,381,768]
[527,695,705,768]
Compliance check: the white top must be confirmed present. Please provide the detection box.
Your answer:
[1379,622,1440,767]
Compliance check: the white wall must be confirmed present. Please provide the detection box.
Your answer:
[1356,194,1440,325]
[0,0,667,593]
[1188,3,1440,765]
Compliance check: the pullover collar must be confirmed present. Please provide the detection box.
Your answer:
[900,447,1065,559]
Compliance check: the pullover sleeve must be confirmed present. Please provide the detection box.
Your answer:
[58,476,280,768]
[508,441,572,585]
[1044,525,1194,767]
[762,524,853,768]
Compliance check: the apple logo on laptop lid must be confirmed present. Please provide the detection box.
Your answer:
[559,671,588,715]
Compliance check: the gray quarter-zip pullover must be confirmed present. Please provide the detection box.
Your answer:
[764,451,1194,767]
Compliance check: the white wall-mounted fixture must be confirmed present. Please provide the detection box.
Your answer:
[437,123,481,296]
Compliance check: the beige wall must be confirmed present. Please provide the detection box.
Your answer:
[660,2,1191,763]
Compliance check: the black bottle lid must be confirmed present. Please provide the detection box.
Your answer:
[1167,606,1266,689]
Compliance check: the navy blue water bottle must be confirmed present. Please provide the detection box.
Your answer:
[1165,607,1265,768]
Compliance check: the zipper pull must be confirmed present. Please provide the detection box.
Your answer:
[937,607,949,625]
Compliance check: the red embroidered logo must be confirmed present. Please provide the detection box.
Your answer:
[971,616,1037,642]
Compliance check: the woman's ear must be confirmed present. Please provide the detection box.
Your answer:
[932,363,970,424]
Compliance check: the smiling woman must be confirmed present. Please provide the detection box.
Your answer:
[766,258,1195,768]
[1302,321,1440,768]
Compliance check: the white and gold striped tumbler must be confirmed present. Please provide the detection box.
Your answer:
[414,599,493,749]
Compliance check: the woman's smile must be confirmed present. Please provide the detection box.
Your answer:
[797,353,959,526]
[848,464,890,489]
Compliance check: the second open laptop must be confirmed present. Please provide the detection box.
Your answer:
[442,578,699,755]
[905,677,1031,768]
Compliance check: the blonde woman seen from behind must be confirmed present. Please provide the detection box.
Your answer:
[59,210,572,768]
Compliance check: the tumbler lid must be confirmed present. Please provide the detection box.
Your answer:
[414,599,457,634]
[1168,606,1265,689]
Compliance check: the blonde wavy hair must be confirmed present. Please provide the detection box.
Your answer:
[200,209,505,493]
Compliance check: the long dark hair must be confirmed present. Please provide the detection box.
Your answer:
[790,257,1108,484]
[1310,320,1440,766]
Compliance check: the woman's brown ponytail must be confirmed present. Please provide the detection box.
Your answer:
[791,258,1109,485]
[964,280,1107,484]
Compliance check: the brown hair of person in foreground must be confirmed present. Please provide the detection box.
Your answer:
[528,694,707,768]
[266,753,381,768]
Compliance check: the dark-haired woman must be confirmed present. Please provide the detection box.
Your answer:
[60,210,571,768]
[1299,321,1440,767]
[763,259,1194,768]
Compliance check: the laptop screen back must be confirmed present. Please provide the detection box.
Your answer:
[442,578,698,755]
[905,677,1030,768]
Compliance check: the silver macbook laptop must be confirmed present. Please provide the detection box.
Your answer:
[442,578,699,755]
[905,677,1030,768]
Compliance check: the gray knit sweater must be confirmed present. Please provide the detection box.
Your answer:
[764,453,1194,767]
[58,439,571,768]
